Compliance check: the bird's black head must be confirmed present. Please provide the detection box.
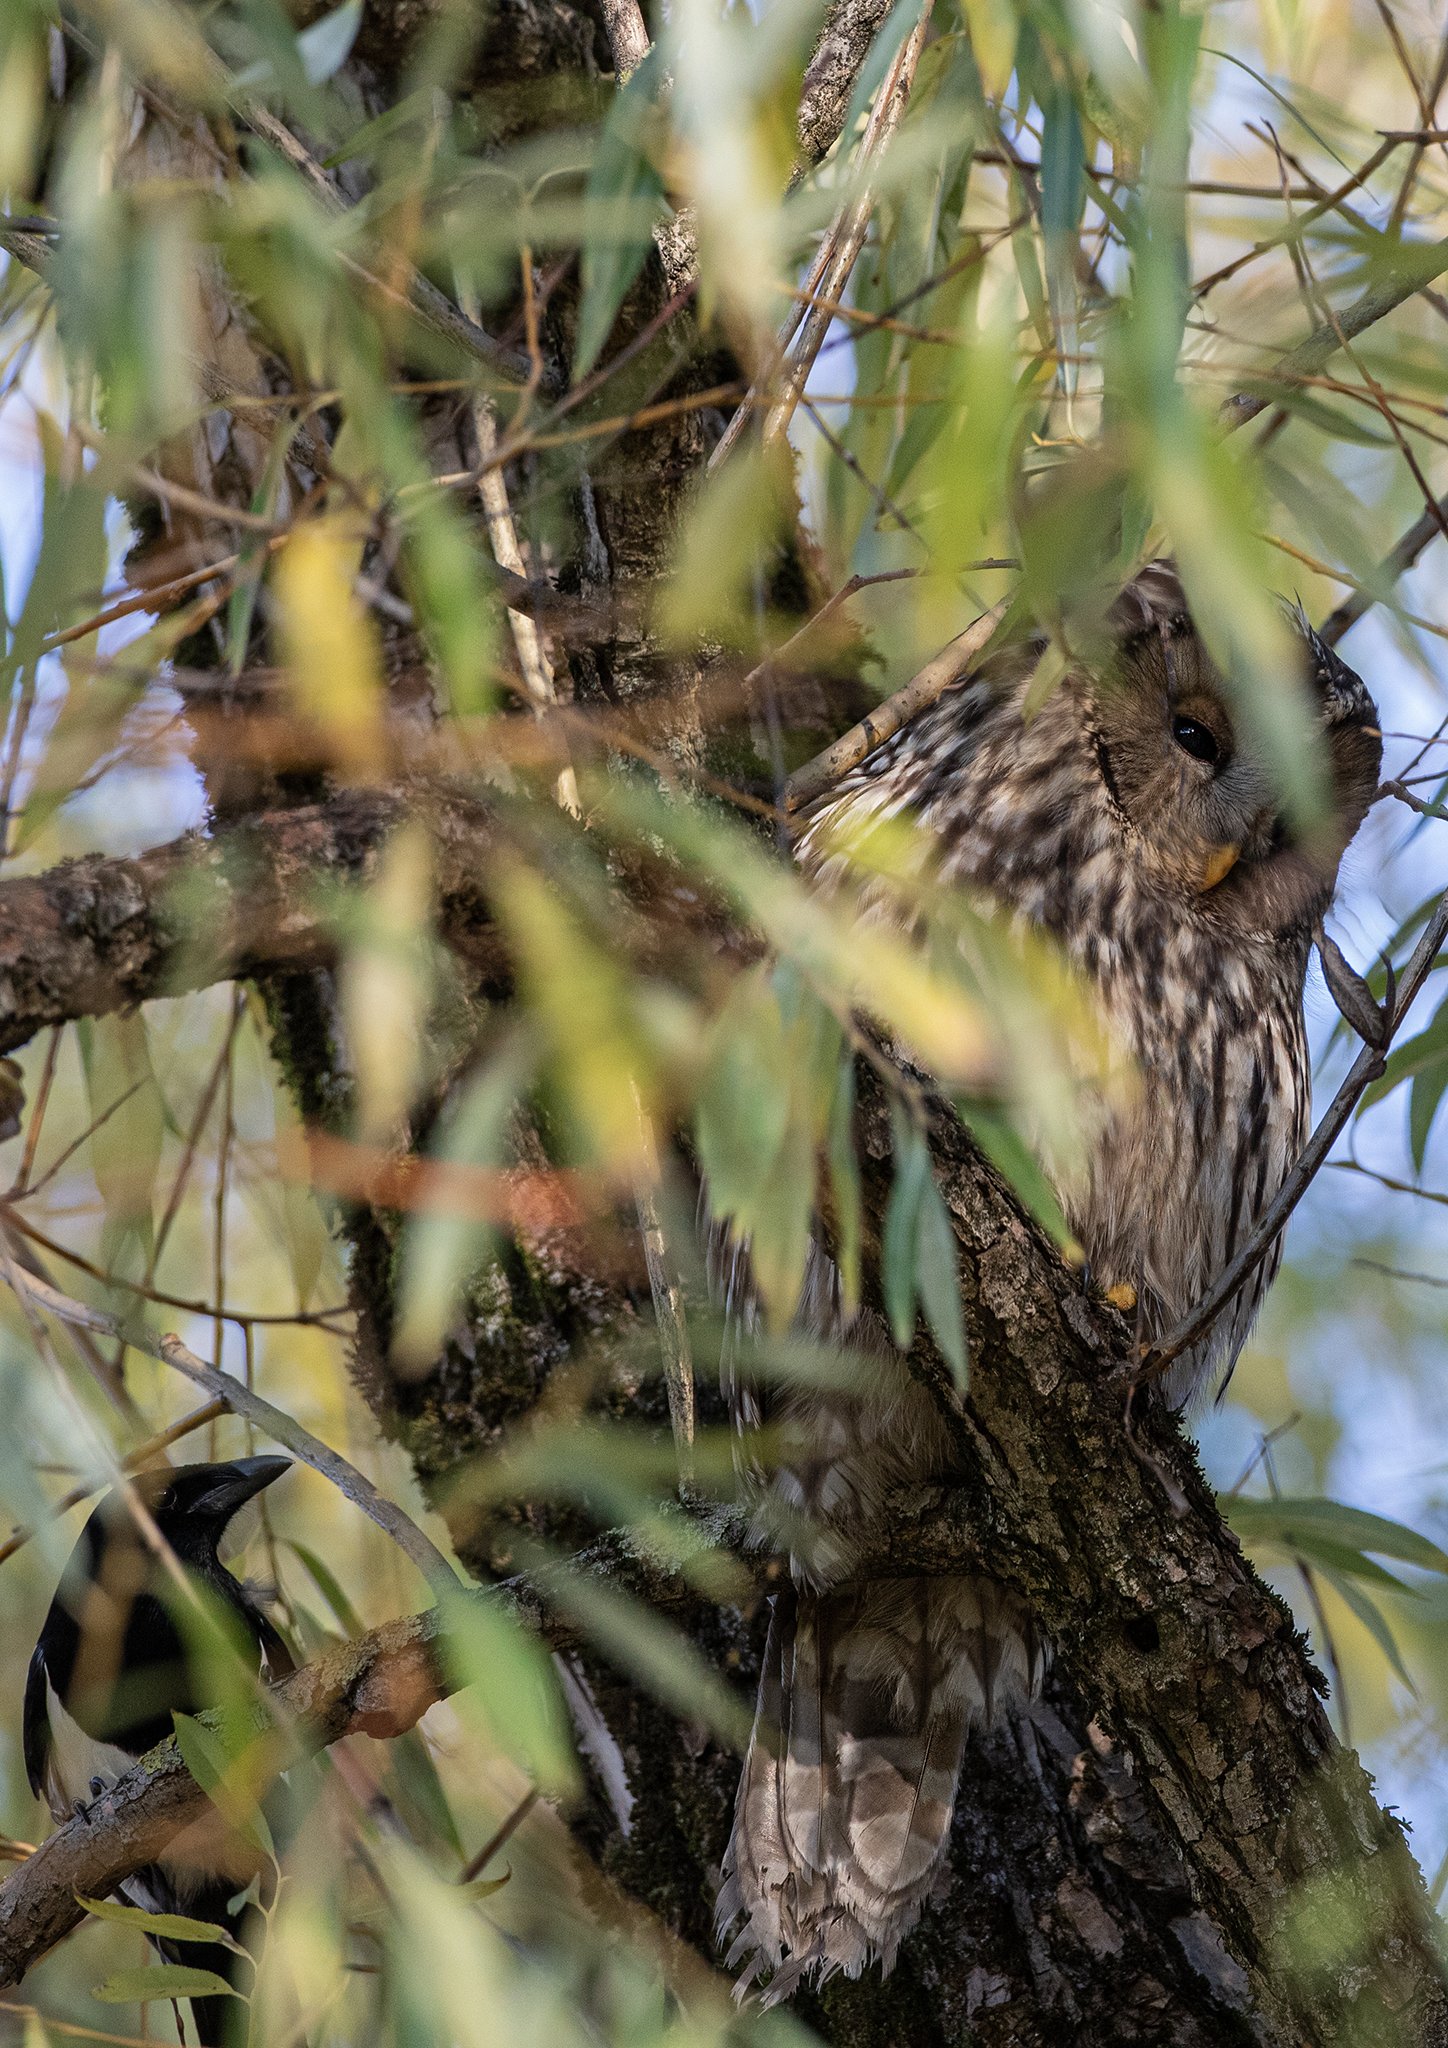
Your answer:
[100,1455,291,1564]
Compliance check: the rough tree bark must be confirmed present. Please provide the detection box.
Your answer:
[0,815,1443,2043]
[5,5,1446,2046]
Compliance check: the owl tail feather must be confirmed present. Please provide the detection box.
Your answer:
[717,1577,1044,2005]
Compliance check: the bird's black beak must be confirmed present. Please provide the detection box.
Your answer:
[192,1455,292,1523]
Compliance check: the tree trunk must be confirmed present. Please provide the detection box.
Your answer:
[10,5,1446,2044]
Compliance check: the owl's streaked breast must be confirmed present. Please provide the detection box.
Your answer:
[800,671,1316,1408]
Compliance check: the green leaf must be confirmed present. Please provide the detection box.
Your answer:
[442,1594,579,1798]
[296,0,363,84]
[172,1713,275,1859]
[1225,1496,1448,1577]
[1202,48,1355,173]
[696,969,790,1223]
[225,414,300,676]
[388,1728,465,1861]
[1315,1568,1416,1692]
[883,1111,929,1350]
[656,440,794,646]
[1410,1054,1448,1175]
[826,1051,862,1319]
[78,1894,243,1950]
[1249,386,1392,446]
[285,1538,364,1638]
[93,1965,239,2005]
[915,1171,968,1392]
[321,90,430,170]
[1265,1534,1411,1593]
[961,1104,1076,1251]
[1040,86,1084,381]
[76,1013,164,1281]
[745,1110,815,1334]
[1361,990,1448,1113]
[575,58,668,381]
[393,1035,534,1370]
[514,1544,750,1750]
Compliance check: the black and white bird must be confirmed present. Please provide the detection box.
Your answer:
[24,1455,294,2045]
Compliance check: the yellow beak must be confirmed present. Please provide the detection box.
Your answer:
[1201,842,1241,891]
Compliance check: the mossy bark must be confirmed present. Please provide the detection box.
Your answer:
[26,3,1448,2042]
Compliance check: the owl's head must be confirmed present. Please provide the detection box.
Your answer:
[1080,563,1381,927]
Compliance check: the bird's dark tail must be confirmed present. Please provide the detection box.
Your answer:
[137,1870,260,2047]
[717,1576,1045,2004]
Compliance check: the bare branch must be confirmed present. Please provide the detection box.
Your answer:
[710,2,934,470]
[783,597,1011,810]
[1321,490,1448,643]
[0,788,506,1056]
[0,1264,463,1599]
[1221,233,1448,429]
[599,0,651,79]
[796,0,898,166]
[0,1398,229,1569]
[0,1516,742,1987]
[0,1605,455,1985]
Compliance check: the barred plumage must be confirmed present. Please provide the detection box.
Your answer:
[716,562,1381,1998]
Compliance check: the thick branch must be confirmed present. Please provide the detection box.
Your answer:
[0,1519,738,1986]
[0,787,505,1055]
[845,1068,1448,2046]
[4,1037,1443,2042]
[796,0,898,166]
[0,1605,453,1983]
[0,796,1441,2034]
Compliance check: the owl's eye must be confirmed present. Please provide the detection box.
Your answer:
[1171,715,1221,766]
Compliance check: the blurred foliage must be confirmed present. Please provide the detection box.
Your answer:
[0,0,1444,2038]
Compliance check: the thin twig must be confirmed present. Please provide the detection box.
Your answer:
[762,4,934,449]
[1354,1256,1448,1287]
[1321,491,1448,644]
[783,597,1011,811]
[0,1398,230,1568]
[3,1204,350,1329]
[457,1787,541,1885]
[9,1028,60,1198]
[801,396,928,547]
[709,1,934,470]
[0,1264,462,1598]
[236,102,536,389]
[740,568,921,695]
[1382,777,1447,818]
[1192,138,1399,298]
[472,400,581,815]
[630,1091,695,1489]
[1220,233,1448,430]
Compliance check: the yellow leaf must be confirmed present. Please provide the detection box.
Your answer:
[959,0,1019,99]
[494,863,654,1173]
[274,518,385,778]
[340,822,436,1145]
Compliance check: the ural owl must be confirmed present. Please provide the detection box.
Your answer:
[715,561,1382,1998]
